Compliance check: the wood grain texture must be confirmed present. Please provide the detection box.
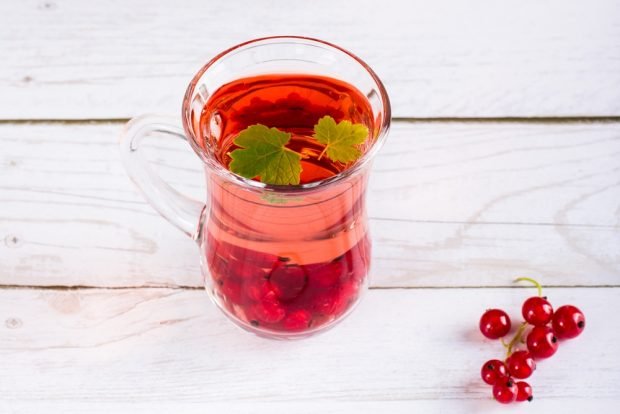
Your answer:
[0,287,617,411]
[1,122,619,287]
[2,1,619,411]
[2,0,620,119]
[5,401,619,414]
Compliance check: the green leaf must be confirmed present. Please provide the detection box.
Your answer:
[313,115,369,163]
[229,124,302,185]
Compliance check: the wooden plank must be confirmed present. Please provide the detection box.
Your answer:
[1,122,618,287]
[4,400,618,414]
[1,0,620,119]
[0,287,617,412]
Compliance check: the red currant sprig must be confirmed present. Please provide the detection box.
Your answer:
[478,277,586,404]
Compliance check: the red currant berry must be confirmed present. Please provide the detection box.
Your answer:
[229,259,266,280]
[219,279,243,304]
[515,381,533,402]
[243,278,272,302]
[481,360,508,385]
[552,305,585,339]
[305,260,347,287]
[311,290,339,315]
[208,254,229,279]
[493,377,518,404]
[269,263,307,301]
[506,350,536,379]
[283,310,312,331]
[522,296,554,326]
[526,325,559,359]
[479,309,511,339]
[252,291,286,323]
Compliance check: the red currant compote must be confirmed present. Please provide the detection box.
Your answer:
[197,73,377,338]
[205,232,370,335]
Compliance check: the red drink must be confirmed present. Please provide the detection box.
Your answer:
[197,74,374,334]
[206,232,371,332]
[196,74,375,184]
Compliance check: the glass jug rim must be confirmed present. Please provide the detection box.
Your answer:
[182,35,391,193]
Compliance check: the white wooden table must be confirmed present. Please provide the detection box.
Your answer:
[2,1,619,412]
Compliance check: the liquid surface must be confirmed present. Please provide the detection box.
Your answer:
[198,74,375,184]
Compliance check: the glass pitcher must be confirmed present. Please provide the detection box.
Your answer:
[120,36,390,339]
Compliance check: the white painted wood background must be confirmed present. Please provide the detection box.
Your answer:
[1,0,619,412]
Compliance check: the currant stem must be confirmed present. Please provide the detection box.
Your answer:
[317,146,328,161]
[515,277,543,297]
[504,322,528,359]
[284,147,304,157]
[500,338,509,349]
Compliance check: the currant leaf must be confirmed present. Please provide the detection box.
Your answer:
[229,125,302,185]
[313,115,369,163]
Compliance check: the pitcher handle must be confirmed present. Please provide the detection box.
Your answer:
[120,115,205,241]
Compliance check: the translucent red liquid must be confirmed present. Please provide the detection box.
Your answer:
[197,74,374,335]
[207,232,371,332]
[198,74,375,184]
